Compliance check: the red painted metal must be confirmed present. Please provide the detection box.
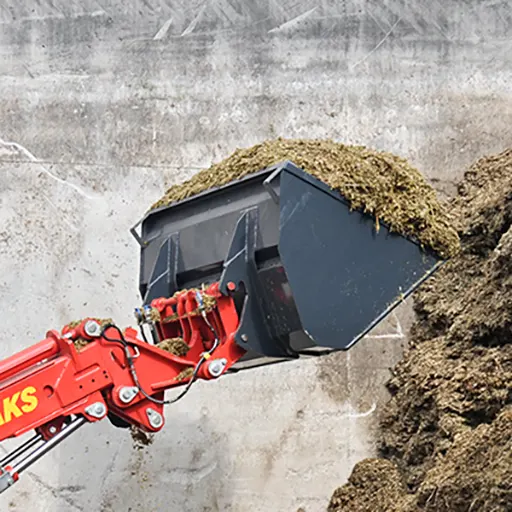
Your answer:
[0,285,244,445]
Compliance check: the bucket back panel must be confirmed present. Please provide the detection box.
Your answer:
[140,170,280,301]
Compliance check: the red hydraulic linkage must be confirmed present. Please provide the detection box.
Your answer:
[0,283,245,494]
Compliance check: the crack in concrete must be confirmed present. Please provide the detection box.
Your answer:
[0,137,95,200]
[0,157,203,170]
[268,6,317,33]
[350,17,402,70]
[159,461,219,485]
[41,193,81,232]
[25,471,85,512]
[154,17,173,40]
[98,441,123,496]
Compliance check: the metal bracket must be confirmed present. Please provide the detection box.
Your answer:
[146,408,163,429]
[84,320,102,338]
[85,402,107,419]
[130,217,164,248]
[130,218,146,248]
[6,416,86,484]
[263,166,283,204]
[119,386,139,404]
[0,467,15,493]
[208,358,227,377]
[143,233,180,305]
[219,208,294,358]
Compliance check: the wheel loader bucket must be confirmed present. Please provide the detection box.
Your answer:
[132,161,443,369]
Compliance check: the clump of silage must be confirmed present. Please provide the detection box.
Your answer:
[63,318,113,351]
[156,337,190,356]
[155,337,194,381]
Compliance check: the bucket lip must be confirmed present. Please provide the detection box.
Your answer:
[138,159,344,227]
[136,159,445,263]
[141,162,287,219]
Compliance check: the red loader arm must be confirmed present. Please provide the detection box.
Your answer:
[0,283,245,493]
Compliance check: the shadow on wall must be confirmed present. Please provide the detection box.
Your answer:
[97,412,232,512]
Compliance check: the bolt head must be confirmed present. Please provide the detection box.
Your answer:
[85,401,106,418]
[119,386,138,403]
[49,426,57,434]
[94,403,105,415]
[146,408,163,428]
[208,358,227,377]
[84,320,101,337]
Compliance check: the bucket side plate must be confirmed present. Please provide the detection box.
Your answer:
[277,166,441,350]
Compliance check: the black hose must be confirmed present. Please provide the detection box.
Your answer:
[100,320,219,406]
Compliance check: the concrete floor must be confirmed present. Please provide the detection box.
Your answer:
[0,1,511,511]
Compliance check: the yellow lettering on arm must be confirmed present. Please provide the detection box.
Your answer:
[20,386,38,413]
[0,411,4,426]
[3,392,22,423]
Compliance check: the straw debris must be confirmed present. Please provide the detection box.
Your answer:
[327,149,512,511]
[130,425,154,450]
[159,288,217,323]
[174,367,194,381]
[64,318,113,351]
[150,138,459,258]
[156,337,190,356]
[155,337,193,381]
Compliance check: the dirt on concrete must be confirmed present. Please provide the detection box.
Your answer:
[328,149,512,511]
[150,138,459,259]
[130,425,154,450]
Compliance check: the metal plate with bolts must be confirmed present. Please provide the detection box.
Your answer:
[146,408,163,429]
[85,402,107,419]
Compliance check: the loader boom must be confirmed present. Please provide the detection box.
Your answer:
[0,283,246,492]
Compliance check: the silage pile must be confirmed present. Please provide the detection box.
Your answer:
[328,150,512,512]
[150,138,459,258]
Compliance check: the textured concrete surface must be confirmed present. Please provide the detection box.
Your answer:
[0,1,511,511]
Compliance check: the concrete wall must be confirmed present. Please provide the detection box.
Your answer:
[0,1,511,511]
